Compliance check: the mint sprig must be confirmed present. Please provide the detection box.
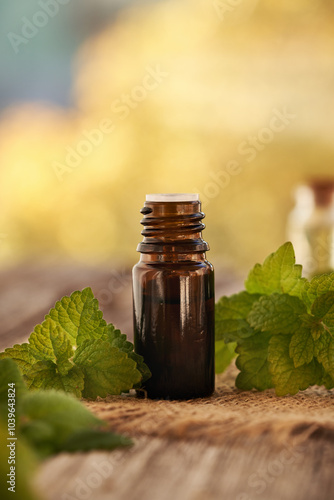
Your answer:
[0,287,151,398]
[216,242,334,395]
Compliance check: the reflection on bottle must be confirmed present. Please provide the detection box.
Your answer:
[287,180,334,277]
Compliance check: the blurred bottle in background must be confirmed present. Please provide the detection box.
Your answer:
[287,180,334,277]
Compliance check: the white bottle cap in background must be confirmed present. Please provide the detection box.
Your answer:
[146,193,199,202]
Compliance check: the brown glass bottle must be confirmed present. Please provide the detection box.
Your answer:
[132,194,215,399]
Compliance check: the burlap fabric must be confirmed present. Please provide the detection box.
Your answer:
[85,366,334,446]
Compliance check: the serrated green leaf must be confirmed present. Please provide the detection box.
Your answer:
[24,361,84,398]
[106,326,151,384]
[73,339,142,398]
[46,287,108,346]
[268,335,320,395]
[245,242,307,298]
[215,292,260,342]
[215,340,237,374]
[314,330,334,379]
[61,428,133,453]
[28,320,74,376]
[20,389,101,457]
[311,291,334,329]
[320,371,334,390]
[0,344,38,376]
[247,294,306,335]
[289,329,314,367]
[302,273,334,309]
[235,333,273,391]
[127,351,152,386]
[106,325,133,352]
[0,289,149,399]
[310,293,334,377]
[214,243,334,395]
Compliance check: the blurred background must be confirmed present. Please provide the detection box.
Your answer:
[1,0,334,344]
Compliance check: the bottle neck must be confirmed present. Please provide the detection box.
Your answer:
[137,200,209,254]
[139,252,207,263]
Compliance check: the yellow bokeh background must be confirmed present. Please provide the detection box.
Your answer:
[1,0,334,274]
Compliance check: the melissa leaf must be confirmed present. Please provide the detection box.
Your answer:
[215,291,260,342]
[46,287,108,346]
[73,339,142,398]
[235,333,273,391]
[245,242,306,298]
[247,294,306,335]
[302,273,334,309]
[268,335,321,396]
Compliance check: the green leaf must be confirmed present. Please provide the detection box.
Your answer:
[61,428,133,453]
[73,339,142,398]
[309,292,334,378]
[24,361,84,398]
[0,359,27,422]
[320,371,334,390]
[20,389,101,457]
[235,333,273,391]
[28,320,74,376]
[0,344,38,376]
[245,242,307,298]
[215,243,334,395]
[268,335,320,396]
[302,273,334,309]
[106,325,134,352]
[0,289,149,398]
[215,291,260,342]
[247,294,306,335]
[310,323,324,341]
[215,340,237,374]
[314,331,334,379]
[0,288,107,385]
[311,291,334,329]
[46,287,108,346]
[289,329,314,367]
[107,326,151,384]
[0,358,27,402]
[128,352,151,385]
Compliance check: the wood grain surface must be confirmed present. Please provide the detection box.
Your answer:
[35,435,334,500]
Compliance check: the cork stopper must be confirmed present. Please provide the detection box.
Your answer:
[309,180,334,207]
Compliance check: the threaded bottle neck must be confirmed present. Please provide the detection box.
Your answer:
[137,200,209,254]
